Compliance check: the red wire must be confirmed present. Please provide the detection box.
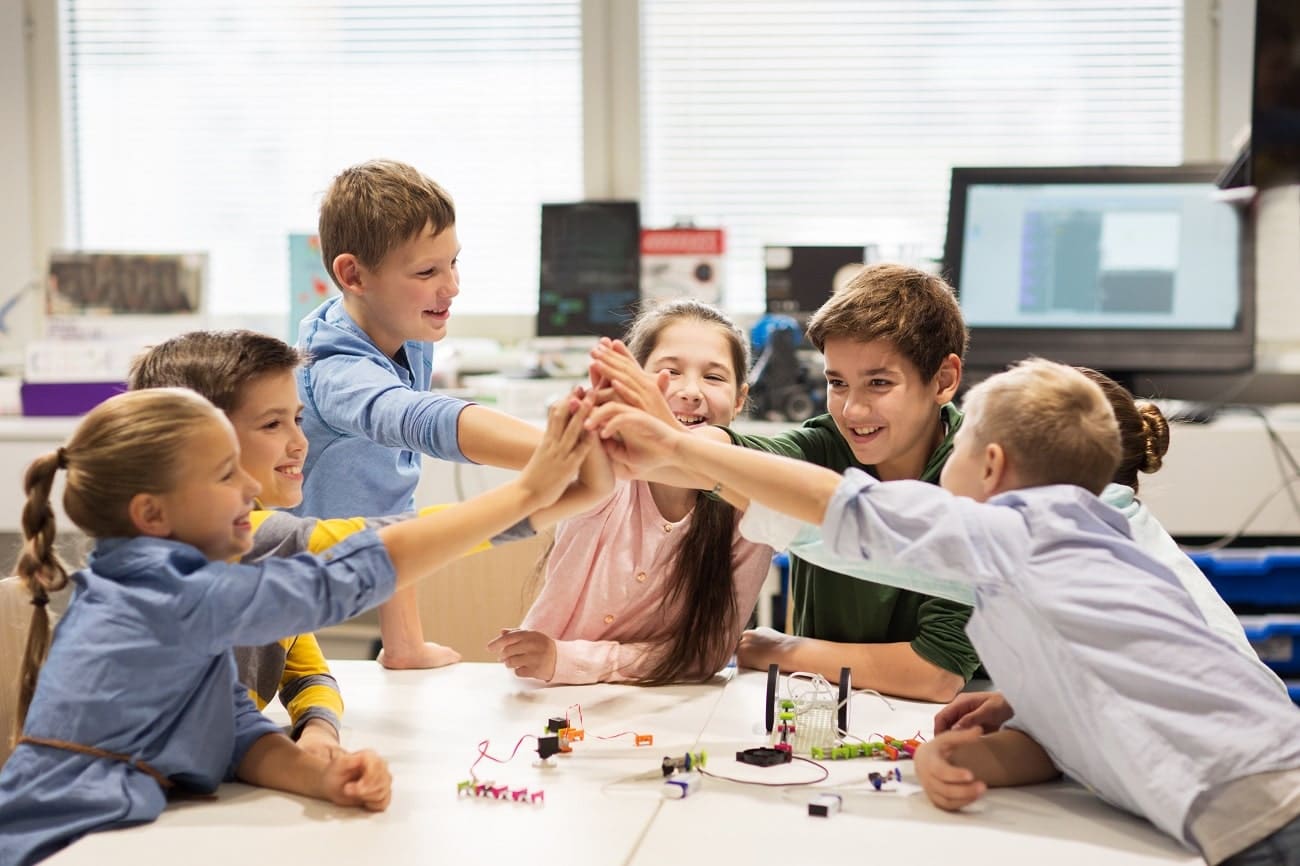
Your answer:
[595,731,638,741]
[469,734,538,781]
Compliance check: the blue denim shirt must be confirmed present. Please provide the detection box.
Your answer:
[0,531,396,866]
[295,297,471,518]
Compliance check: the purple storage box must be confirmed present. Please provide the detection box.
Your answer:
[21,382,127,416]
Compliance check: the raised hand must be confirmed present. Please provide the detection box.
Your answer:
[589,339,676,427]
[517,388,595,510]
[585,402,686,476]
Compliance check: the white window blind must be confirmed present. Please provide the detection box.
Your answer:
[62,0,582,317]
[641,0,1185,312]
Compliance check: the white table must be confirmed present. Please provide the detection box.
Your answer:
[46,662,1201,866]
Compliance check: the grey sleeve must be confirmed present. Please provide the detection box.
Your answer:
[247,511,535,565]
[362,511,536,545]
[244,512,319,561]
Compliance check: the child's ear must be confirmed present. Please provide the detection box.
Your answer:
[734,382,750,416]
[933,354,962,404]
[981,442,1008,497]
[331,253,364,294]
[127,492,172,539]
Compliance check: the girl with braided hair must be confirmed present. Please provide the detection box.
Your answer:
[0,386,593,864]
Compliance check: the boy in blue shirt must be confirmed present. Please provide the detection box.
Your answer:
[296,160,543,669]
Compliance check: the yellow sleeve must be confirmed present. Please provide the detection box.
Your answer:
[279,633,344,736]
[304,504,494,557]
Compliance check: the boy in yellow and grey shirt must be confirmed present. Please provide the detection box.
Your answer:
[235,505,533,745]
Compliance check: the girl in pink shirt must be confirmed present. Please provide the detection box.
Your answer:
[489,301,773,684]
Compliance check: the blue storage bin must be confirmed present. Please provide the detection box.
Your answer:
[1187,548,1300,608]
[1238,615,1300,677]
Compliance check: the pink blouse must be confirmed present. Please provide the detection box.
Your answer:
[521,479,773,684]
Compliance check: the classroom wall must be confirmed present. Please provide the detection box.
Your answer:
[0,0,1254,356]
[0,0,37,367]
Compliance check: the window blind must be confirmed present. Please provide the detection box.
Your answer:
[62,0,583,317]
[641,0,1185,312]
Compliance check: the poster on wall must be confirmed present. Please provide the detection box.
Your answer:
[47,251,207,316]
[640,227,725,306]
[288,234,337,342]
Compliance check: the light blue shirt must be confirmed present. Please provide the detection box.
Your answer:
[1101,483,1286,694]
[820,470,1300,854]
[295,297,471,518]
[0,531,396,866]
[743,481,1287,696]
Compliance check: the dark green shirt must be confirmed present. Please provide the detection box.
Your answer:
[724,403,982,681]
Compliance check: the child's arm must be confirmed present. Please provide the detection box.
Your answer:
[525,422,617,532]
[182,396,594,654]
[248,507,534,671]
[736,629,968,703]
[595,403,1020,587]
[278,634,345,759]
[249,508,534,562]
[591,403,842,523]
[490,631,689,684]
[236,733,391,812]
[914,727,1060,812]
[376,394,592,589]
[456,404,543,469]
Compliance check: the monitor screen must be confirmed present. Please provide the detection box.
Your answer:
[944,165,1253,377]
[1253,0,1300,188]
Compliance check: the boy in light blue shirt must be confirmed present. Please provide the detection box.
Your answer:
[296,160,543,669]
[591,359,1300,866]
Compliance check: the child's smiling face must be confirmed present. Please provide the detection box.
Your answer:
[347,221,461,358]
[153,415,262,561]
[643,320,747,429]
[822,336,956,481]
[226,369,307,508]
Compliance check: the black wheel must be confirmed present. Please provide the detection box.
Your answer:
[765,663,780,734]
[783,390,815,422]
[837,666,852,736]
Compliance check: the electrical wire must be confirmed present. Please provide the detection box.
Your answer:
[468,734,538,782]
[698,755,830,787]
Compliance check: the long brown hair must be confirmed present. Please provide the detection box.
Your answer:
[12,389,221,737]
[624,300,752,685]
[1076,368,1170,494]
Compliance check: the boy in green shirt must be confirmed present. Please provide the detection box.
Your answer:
[591,264,978,701]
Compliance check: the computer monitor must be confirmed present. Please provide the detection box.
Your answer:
[1253,0,1300,188]
[943,165,1253,383]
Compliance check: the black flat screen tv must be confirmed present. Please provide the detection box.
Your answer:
[943,165,1253,381]
[1253,0,1300,189]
